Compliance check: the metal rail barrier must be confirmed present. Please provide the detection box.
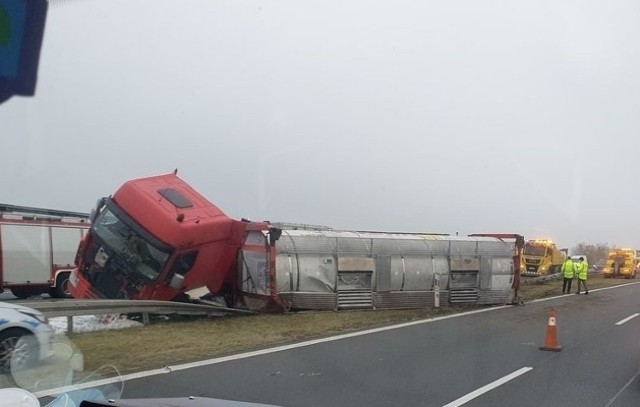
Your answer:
[10,270,603,332]
[13,299,254,333]
[522,269,601,285]
[521,274,563,285]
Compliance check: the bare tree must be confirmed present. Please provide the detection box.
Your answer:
[571,242,610,267]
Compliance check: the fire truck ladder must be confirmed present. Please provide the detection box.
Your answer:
[0,203,90,220]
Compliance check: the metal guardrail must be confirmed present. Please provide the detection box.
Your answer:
[10,270,604,332]
[14,299,254,333]
[521,274,563,284]
[522,269,601,285]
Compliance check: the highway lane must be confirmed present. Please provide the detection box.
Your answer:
[463,287,640,407]
[112,282,640,407]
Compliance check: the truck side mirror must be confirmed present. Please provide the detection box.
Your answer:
[89,197,107,223]
[169,273,185,289]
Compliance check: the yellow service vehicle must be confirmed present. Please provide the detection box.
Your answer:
[602,248,639,279]
[521,239,566,276]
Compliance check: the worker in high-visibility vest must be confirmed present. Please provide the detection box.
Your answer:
[562,256,576,294]
[576,257,589,295]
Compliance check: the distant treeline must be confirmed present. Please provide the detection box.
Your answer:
[571,242,610,266]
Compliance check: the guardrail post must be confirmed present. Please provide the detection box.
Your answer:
[67,315,73,334]
[142,312,150,325]
[434,273,440,308]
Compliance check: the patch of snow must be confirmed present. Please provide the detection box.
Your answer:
[49,314,143,334]
[185,286,210,298]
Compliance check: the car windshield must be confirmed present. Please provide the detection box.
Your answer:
[524,246,546,257]
[3,1,640,406]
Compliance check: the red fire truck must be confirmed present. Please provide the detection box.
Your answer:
[0,204,90,298]
[69,173,524,311]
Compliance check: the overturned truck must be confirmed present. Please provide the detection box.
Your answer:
[246,230,523,310]
[70,173,524,311]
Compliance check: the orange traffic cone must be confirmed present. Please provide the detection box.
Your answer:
[539,308,563,352]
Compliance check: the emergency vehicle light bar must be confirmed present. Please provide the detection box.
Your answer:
[531,239,553,245]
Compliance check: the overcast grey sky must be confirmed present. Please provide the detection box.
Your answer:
[2,0,640,250]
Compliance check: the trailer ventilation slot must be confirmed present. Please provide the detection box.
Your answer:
[338,290,373,309]
[449,289,479,303]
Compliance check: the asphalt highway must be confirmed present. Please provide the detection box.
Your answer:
[113,282,640,407]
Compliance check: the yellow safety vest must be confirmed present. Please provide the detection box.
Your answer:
[578,261,588,280]
[562,260,575,278]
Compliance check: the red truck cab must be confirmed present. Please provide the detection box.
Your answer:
[69,173,249,301]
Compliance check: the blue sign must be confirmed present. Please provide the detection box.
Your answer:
[0,0,48,104]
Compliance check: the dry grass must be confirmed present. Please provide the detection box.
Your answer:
[69,306,468,373]
[69,273,636,374]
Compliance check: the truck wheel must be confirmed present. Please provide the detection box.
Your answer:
[0,329,38,373]
[10,287,42,299]
[50,273,72,298]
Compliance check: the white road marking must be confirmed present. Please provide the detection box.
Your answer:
[528,293,567,303]
[441,367,533,407]
[615,313,639,326]
[528,281,640,304]
[603,367,640,407]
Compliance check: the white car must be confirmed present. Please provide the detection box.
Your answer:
[571,255,589,265]
[0,302,54,373]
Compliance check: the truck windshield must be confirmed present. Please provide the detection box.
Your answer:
[524,246,546,257]
[92,206,171,281]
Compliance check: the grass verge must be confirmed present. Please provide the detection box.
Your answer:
[69,274,635,374]
[519,273,633,301]
[69,306,468,373]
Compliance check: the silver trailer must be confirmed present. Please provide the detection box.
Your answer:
[240,229,518,311]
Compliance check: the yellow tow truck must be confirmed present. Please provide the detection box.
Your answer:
[602,248,639,279]
[521,239,566,276]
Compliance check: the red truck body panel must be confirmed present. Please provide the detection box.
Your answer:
[114,174,236,248]
[70,173,251,301]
